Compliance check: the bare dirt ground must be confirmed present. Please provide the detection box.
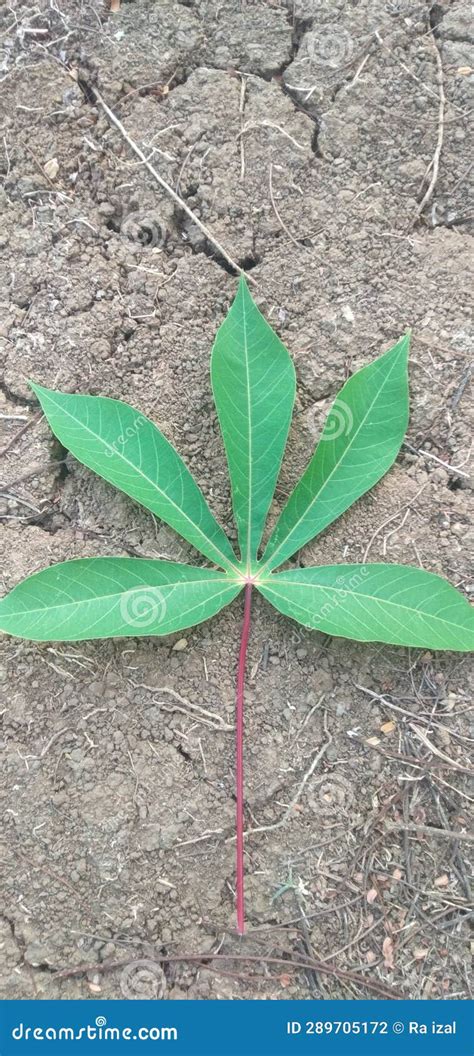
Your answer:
[0,0,473,1002]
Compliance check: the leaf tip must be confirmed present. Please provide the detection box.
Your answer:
[401,329,411,354]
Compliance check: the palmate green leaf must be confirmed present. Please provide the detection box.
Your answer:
[258,564,474,651]
[0,558,242,641]
[0,281,472,657]
[211,275,295,573]
[30,383,238,574]
[260,335,410,573]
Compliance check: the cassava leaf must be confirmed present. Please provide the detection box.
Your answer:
[211,275,295,573]
[260,335,410,572]
[258,564,474,651]
[30,383,238,574]
[0,558,242,641]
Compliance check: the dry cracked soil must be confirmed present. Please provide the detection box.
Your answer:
[0,0,473,1002]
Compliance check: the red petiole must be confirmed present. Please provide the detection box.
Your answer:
[235,581,253,934]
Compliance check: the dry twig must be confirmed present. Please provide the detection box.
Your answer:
[83,83,252,281]
[414,30,445,220]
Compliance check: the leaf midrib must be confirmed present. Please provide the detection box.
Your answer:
[6,579,242,618]
[242,290,253,574]
[259,577,468,632]
[260,345,405,573]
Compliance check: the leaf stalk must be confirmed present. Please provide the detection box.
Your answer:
[235,581,253,934]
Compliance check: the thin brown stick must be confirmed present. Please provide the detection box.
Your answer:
[57,950,404,1000]
[0,412,43,458]
[385,821,474,846]
[415,30,445,219]
[362,483,427,562]
[269,162,305,250]
[86,83,252,281]
[230,708,332,841]
[130,681,233,731]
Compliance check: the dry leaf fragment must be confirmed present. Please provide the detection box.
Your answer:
[380,720,395,735]
[434,873,449,888]
[44,158,59,180]
[366,950,376,964]
[382,936,395,970]
[392,867,403,881]
[366,887,378,904]
[414,947,428,960]
[110,0,121,11]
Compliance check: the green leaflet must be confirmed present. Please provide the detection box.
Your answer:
[211,275,295,573]
[30,383,238,574]
[258,564,474,651]
[260,335,410,573]
[0,558,242,641]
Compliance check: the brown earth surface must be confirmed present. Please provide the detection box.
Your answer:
[0,0,473,1002]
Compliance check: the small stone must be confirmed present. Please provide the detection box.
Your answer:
[44,158,59,180]
[172,638,187,651]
